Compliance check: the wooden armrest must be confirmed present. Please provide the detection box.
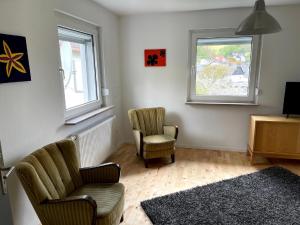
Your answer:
[80,163,121,184]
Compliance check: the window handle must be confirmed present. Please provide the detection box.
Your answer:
[59,68,65,80]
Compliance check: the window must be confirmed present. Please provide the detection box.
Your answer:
[56,13,102,119]
[188,29,261,104]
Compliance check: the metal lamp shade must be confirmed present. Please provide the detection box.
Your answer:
[236,0,282,35]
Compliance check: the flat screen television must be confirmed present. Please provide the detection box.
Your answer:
[283,82,300,117]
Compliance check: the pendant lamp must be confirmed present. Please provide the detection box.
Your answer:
[235,0,282,35]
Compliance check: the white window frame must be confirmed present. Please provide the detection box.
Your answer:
[56,12,103,119]
[187,28,262,104]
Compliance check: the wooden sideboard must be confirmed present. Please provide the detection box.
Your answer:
[248,115,300,163]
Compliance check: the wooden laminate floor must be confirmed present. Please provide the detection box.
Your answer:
[107,144,300,225]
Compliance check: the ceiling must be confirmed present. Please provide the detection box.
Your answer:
[92,0,300,15]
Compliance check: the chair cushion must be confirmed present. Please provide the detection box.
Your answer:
[69,183,124,225]
[143,135,175,152]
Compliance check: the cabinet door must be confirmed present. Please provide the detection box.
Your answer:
[254,122,300,153]
[0,194,13,225]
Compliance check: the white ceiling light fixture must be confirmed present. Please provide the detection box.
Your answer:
[236,0,282,35]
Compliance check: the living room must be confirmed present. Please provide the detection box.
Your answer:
[0,0,300,224]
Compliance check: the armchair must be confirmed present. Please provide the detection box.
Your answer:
[16,139,124,225]
[128,107,178,168]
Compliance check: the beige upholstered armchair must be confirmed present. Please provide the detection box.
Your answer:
[16,139,124,225]
[128,107,178,168]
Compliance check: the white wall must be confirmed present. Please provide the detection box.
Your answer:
[1,2,300,224]
[0,0,123,225]
[120,5,300,151]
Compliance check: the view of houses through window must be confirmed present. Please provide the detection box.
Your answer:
[195,37,252,97]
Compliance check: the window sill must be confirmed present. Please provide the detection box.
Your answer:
[185,101,259,106]
[65,105,115,125]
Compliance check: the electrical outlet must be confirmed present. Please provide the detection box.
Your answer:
[255,88,262,96]
[102,88,110,96]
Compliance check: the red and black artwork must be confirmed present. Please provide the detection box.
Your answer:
[144,49,166,67]
[0,33,31,83]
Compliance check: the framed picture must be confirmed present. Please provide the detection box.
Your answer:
[0,33,31,83]
[144,49,166,67]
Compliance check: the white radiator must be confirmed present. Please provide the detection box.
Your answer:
[72,116,115,167]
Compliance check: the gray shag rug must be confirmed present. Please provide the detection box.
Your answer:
[141,167,300,225]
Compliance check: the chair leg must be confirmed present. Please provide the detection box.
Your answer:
[171,154,175,163]
[144,159,148,168]
[120,214,124,223]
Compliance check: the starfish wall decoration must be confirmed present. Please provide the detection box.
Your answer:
[0,33,31,84]
[0,40,26,78]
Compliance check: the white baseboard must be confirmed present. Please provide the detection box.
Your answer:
[124,141,246,153]
[176,143,246,153]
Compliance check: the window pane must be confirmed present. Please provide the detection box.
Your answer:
[58,27,98,110]
[195,37,252,97]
